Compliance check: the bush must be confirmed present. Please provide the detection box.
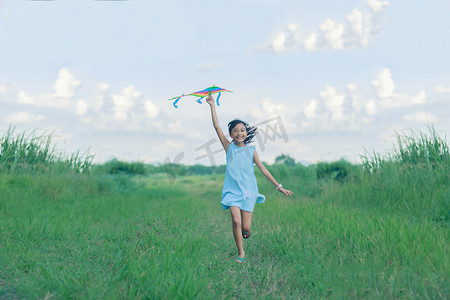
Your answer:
[186,164,214,176]
[213,164,227,174]
[275,154,296,167]
[93,159,146,175]
[316,159,358,183]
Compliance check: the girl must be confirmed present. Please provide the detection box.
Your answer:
[206,94,293,263]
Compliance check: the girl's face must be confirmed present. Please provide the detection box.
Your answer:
[230,123,247,145]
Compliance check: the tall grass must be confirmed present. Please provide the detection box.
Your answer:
[310,126,450,228]
[0,125,93,174]
[360,126,449,172]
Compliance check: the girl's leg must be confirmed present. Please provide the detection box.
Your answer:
[241,210,253,238]
[229,206,245,261]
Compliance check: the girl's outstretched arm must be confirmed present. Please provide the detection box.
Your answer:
[206,95,230,152]
[253,150,294,197]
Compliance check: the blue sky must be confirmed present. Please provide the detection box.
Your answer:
[1,0,449,166]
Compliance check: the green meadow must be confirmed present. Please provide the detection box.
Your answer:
[0,126,448,299]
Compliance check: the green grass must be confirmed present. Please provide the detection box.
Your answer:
[1,172,448,299]
[0,127,449,299]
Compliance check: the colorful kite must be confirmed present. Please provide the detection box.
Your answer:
[168,85,232,108]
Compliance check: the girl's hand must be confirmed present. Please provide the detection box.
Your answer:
[278,187,293,197]
[206,95,214,106]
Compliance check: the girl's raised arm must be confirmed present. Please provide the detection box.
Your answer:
[206,95,230,152]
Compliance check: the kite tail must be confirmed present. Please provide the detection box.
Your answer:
[216,92,221,106]
[196,96,204,104]
[173,97,182,108]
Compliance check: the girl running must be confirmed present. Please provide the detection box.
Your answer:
[206,94,293,263]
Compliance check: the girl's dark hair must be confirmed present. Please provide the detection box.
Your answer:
[227,119,257,145]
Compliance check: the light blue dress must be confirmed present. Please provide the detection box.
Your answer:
[221,143,265,212]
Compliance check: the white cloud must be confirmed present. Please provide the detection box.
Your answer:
[371,68,395,98]
[367,0,390,13]
[361,14,371,47]
[23,93,72,109]
[75,99,89,115]
[98,82,110,92]
[346,82,360,110]
[252,98,298,133]
[112,85,142,121]
[294,66,436,135]
[36,77,166,133]
[15,68,81,109]
[0,83,12,94]
[404,112,438,124]
[262,138,314,164]
[432,85,450,94]
[295,83,373,133]
[263,0,390,53]
[272,32,287,52]
[144,99,159,119]
[411,90,427,104]
[5,112,44,124]
[53,68,81,98]
[17,90,35,104]
[346,9,364,36]
[8,75,162,133]
[346,82,357,92]
[196,62,224,72]
[365,99,377,115]
[91,82,111,112]
[371,68,427,109]
[270,23,302,52]
[366,0,390,36]
[319,19,345,50]
[381,91,427,109]
[303,33,319,51]
[319,86,345,121]
[152,120,183,135]
[252,98,289,119]
[304,99,317,119]
[154,139,185,155]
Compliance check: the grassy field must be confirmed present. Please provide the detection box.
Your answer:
[0,127,449,299]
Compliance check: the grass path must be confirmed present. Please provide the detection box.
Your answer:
[143,174,448,299]
[1,173,448,299]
